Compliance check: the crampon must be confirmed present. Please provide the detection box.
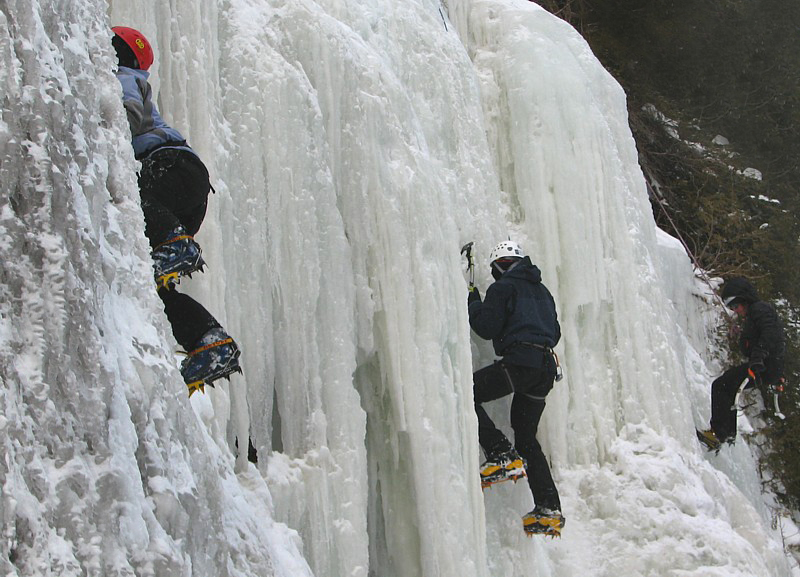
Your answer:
[522,508,564,538]
[181,328,242,396]
[480,453,527,489]
[185,365,241,397]
[152,229,206,289]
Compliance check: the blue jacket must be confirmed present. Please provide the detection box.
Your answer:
[469,257,561,368]
[116,66,195,160]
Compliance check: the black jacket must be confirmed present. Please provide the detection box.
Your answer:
[740,301,785,382]
[468,257,560,368]
[722,277,785,382]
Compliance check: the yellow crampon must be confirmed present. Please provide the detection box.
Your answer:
[187,380,207,397]
[152,234,204,289]
[181,337,238,397]
[156,271,181,289]
[480,457,526,489]
[523,512,564,538]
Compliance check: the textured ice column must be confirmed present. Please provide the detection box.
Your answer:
[245,1,497,575]
[447,2,789,576]
[2,1,315,575]
[450,0,696,466]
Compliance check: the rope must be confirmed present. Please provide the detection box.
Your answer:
[645,178,728,311]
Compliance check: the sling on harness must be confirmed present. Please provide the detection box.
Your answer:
[501,342,563,382]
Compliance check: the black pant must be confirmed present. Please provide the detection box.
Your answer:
[138,148,210,246]
[710,363,753,442]
[140,148,219,351]
[158,287,220,351]
[474,361,560,511]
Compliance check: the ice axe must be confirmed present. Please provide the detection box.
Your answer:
[732,370,787,420]
[731,369,755,412]
[461,241,475,289]
[773,380,786,420]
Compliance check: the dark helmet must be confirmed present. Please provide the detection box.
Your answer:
[721,277,759,308]
[112,26,154,71]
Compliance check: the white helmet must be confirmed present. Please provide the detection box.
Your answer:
[489,240,524,264]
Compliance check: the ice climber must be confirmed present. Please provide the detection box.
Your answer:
[467,240,564,537]
[112,26,241,395]
[698,277,785,452]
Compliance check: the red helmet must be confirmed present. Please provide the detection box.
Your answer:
[111,26,154,71]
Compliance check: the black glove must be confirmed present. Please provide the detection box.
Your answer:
[468,286,481,305]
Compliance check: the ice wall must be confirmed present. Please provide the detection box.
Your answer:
[448,0,706,461]
[1,0,794,575]
[110,0,499,574]
[447,2,790,575]
[1,1,313,575]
